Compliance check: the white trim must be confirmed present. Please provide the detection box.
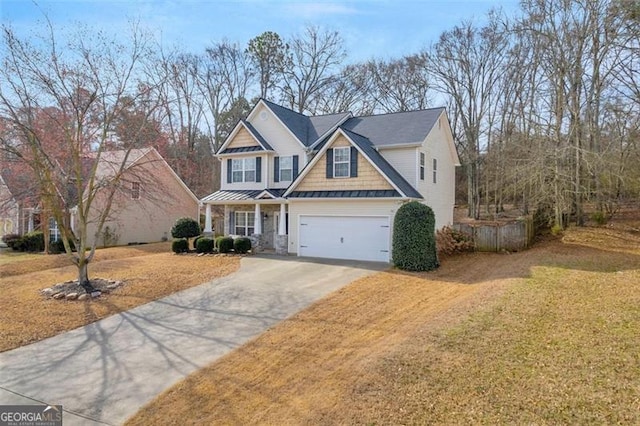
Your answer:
[376,142,423,150]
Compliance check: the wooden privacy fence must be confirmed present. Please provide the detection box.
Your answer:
[453,216,534,252]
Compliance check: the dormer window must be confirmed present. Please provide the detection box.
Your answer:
[333,147,350,178]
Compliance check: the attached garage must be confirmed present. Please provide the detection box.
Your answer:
[298,215,391,262]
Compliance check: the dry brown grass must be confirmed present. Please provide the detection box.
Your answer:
[127,218,640,425]
[0,243,240,352]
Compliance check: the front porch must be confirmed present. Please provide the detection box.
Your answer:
[202,190,289,255]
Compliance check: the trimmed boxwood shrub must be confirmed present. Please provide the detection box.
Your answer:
[216,236,233,253]
[392,201,439,271]
[233,237,252,254]
[2,233,22,250]
[49,238,76,254]
[22,231,45,252]
[196,237,215,253]
[193,235,203,250]
[171,238,189,253]
[171,217,201,239]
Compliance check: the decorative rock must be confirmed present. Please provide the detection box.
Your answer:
[78,294,89,301]
[91,291,102,298]
[52,292,65,300]
[66,292,79,300]
[106,283,119,290]
[41,288,54,297]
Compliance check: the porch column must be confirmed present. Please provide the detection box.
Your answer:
[254,204,262,234]
[204,204,213,235]
[278,203,287,235]
[275,203,288,255]
[28,210,34,232]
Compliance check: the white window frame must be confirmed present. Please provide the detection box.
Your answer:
[432,158,437,184]
[419,152,425,181]
[333,147,350,178]
[231,158,256,183]
[131,181,141,200]
[49,217,60,242]
[279,156,293,182]
[234,211,255,236]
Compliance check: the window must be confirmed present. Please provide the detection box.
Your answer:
[234,211,255,236]
[231,158,256,183]
[49,218,60,242]
[419,152,425,181]
[333,147,350,178]
[432,158,437,184]
[279,156,293,182]
[131,182,140,200]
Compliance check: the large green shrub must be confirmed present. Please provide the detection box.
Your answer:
[233,237,252,254]
[171,217,201,239]
[49,238,76,254]
[2,233,22,250]
[196,237,215,253]
[216,236,233,253]
[392,201,439,271]
[171,238,189,253]
[21,231,45,252]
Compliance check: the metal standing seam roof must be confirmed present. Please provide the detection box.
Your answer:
[200,188,287,203]
[219,146,265,154]
[287,190,400,198]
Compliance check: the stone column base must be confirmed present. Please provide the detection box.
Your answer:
[249,234,263,253]
[275,234,288,255]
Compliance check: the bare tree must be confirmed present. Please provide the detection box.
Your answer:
[0,20,158,290]
[280,25,346,114]
[425,16,509,219]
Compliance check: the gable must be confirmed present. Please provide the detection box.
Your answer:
[226,127,261,150]
[294,135,393,192]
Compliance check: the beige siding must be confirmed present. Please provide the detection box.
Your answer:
[295,135,393,192]
[84,150,199,246]
[379,146,418,188]
[0,179,19,239]
[226,127,260,149]
[287,199,404,255]
[219,154,268,191]
[417,111,457,228]
[248,103,308,189]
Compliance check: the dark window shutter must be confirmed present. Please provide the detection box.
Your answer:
[350,147,358,177]
[292,155,299,178]
[229,211,235,233]
[326,149,333,179]
[256,157,262,182]
[274,156,280,182]
[227,159,232,183]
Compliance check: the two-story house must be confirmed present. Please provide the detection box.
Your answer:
[201,99,459,262]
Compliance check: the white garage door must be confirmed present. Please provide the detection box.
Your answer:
[299,215,390,262]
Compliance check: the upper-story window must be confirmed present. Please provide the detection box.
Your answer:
[333,147,350,178]
[232,158,256,183]
[131,182,141,200]
[279,156,292,182]
[432,158,437,184]
[419,152,425,181]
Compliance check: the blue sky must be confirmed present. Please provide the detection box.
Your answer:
[1,1,520,62]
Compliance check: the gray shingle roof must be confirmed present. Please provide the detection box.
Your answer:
[288,190,400,198]
[262,99,349,147]
[243,120,274,151]
[340,128,423,199]
[342,108,444,147]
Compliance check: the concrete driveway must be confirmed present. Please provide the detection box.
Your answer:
[0,255,385,425]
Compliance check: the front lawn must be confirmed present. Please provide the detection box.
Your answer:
[127,219,640,424]
[0,243,240,352]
